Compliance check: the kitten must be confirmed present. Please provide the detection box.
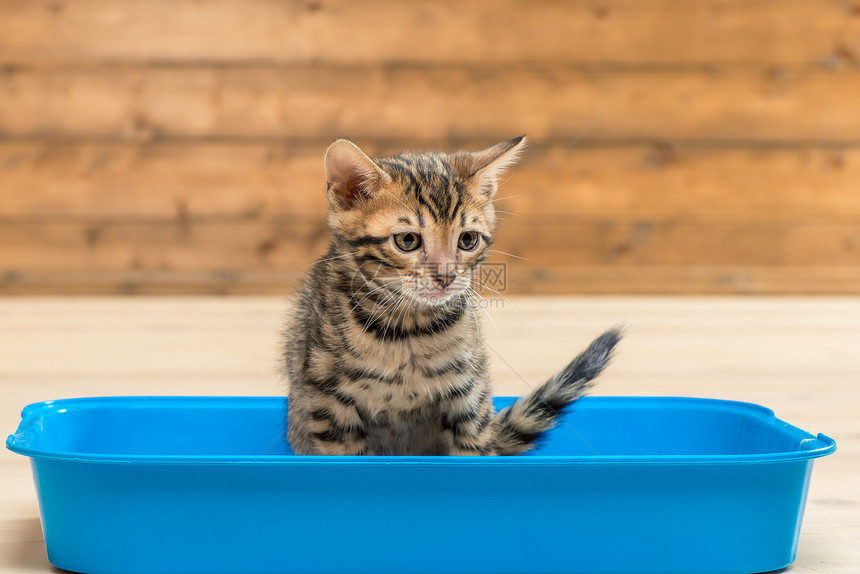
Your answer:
[283,136,621,455]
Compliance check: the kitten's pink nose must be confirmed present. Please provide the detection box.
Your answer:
[433,272,457,289]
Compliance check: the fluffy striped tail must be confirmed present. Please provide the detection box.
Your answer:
[489,328,622,455]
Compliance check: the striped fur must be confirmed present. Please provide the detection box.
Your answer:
[283,136,621,455]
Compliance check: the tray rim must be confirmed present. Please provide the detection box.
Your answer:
[6,395,837,466]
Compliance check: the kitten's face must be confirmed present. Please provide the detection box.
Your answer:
[324,137,525,309]
[345,163,493,306]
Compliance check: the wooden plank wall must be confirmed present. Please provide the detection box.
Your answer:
[1,0,859,295]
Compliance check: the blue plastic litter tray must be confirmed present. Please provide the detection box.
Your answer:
[7,396,835,574]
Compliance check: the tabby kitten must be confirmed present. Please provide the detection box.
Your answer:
[283,136,621,456]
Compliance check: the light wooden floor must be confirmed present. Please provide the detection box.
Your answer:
[1,297,857,573]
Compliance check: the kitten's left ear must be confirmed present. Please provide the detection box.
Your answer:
[324,139,392,210]
[461,135,527,197]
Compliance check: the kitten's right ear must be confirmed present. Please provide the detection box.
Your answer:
[324,139,391,210]
[461,135,527,197]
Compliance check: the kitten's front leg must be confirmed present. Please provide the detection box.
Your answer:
[440,388,495,456]
[311,437,368,456]
[297,393,369,455]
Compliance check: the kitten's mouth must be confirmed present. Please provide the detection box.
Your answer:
[401,273,466,307]
[413,286,463,306]
[426,288,451,301]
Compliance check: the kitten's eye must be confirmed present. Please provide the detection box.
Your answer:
[458,231,479,251]
[393,232,422,252]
